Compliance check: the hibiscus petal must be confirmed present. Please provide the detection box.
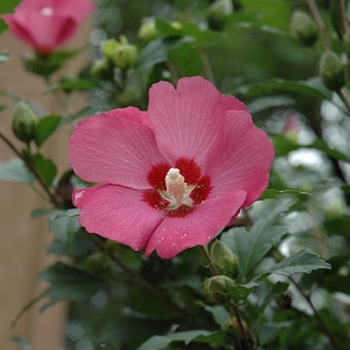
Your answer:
[69,107,167,189]
[145,190,247,259]
[148,76,247,167]
[74,184,165,251]
[207,110,274,206]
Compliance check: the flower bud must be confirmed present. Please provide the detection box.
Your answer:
[115,85,141,107]
[90,58,112,80]
[209,241,239,277]
[290,10,318,47]
[319,50,345,91]
[204,275,236,303]
[100,39,119,60]
[206,0,233,31]
[12,101,37,143]
[111,36,138,70]
[138,18,159,43]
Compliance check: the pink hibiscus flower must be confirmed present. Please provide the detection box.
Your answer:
[68,77,274,259]
[1,0,95,54]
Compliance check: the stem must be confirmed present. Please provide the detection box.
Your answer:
[305,0,330,50]
[336,0,348,37]
[200,49,216,85]
[338,87,350,114]
[198,246,253,350]
[0,131,60,207]
[289,276,343,350]
[89,235,186,317]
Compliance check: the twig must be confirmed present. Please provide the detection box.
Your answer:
[89,234,186,317]
[305,0,330,50]
[0,131,60,207]
[336,0,349,37]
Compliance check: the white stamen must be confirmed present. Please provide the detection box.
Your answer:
[165,168,186,201]
[40,7,54,17]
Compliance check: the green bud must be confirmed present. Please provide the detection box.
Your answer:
[138,18,159,43]
[290,10,318,47]
[100,39,119,59]
[111,36,138,70]
[12,101,37,143]
[319,50,345,91]
[90,58,112,80]
[23,52,62,78]
[209,241,239,277]
[115,85,141,107]
[204,275,236,303]
[207,0,233,31]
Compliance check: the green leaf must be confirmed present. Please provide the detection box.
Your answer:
[169,44,203,77]
[236,78,332,100]
[309,139,350,163]
[34,115,61,148]
[137,330,222,350]
[0,0,20,34]
[247,96,295,114]
[11,336,34,350]
[38,262,107,310]
[222,202,291,278]
[203,305,230,328]
[227,281,258,301]
[264,250,331,276]
[30,154,57,187]
[259,189,312,200]
[44,79,98,94]
[48,209,80,244]
[136,37,194,69]
[0,158,35,184]
[0,51,10,63]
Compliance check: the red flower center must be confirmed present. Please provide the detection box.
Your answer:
[143,158,211,217]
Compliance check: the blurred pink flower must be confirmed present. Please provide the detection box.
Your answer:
[68,77,274,259]
[1,0,95,54]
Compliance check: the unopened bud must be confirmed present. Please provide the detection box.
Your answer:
[204,275,236,303]
[209,241,239,277]
[115,85,141,107]
[90,58,112,80]
[290,10,318,47]
[100,39,119,59]
[319,50,345,91]
[138,18,159,43]
[207,0,233,31]
[111,36,138,70]
[12,101,37,143]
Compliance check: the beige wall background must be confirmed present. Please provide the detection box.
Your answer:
[0,20,92,350]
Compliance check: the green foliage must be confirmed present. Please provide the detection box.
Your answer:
[0,0,20,34]
[2,0,350,349]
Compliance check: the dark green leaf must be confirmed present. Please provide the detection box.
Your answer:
[227,281,258,301]
[236,78,332,100]
[48,209,80,244]
[38,262,107,310]
[30,154,57,187]
[137,330,220,350]
[169,44,203,77]
[31,208,55,219]
[0,158,35,184]
[203,305,230,328]
[34,115,61,148]
[247,96,295,114]
[44,79,98,94]
[222,202,291,278]
[0,0,20,34]
[264,250,331,276]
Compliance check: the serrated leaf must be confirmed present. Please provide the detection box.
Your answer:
[30,154,57,187]
[222,202,291,278]
[137,330,222,350]
[264,250,331,276]
[38,262,107,310]
[0,158,35,184]
[34,115,61,148]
